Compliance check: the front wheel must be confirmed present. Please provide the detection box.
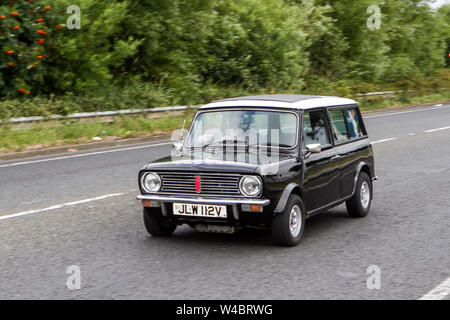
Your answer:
[143,207,177,237]
[346,172,372,218]
[271,195,306,246]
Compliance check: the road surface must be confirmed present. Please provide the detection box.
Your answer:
[0,104,449,300]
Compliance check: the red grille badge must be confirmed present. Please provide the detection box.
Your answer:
[195,176,201,193]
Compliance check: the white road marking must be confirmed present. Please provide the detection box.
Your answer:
[365,104,450,119]
[0,141,171,169]
[371,138,396,144]
[424,126,450,133]
[0,193,126,221]
[419,277,450,300]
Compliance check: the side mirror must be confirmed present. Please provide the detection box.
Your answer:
[171,119,187,158]
[306,143,321,154]
[304,143,321,159]
[172,141,183,157]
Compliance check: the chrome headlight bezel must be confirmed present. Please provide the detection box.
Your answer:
[239,175,263,197]
[141,172,162,193]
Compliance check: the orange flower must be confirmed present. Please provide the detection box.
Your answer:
[18,89,25,93]
[38,39,44,45]
[34,48,39,51]
[6,50,14,55]
[37,55,43,59]
[11,12,19,16]
[56,25,62,29]
[36,18,44,23]
[25,92,31,95]
[44,55,49,58]
[8,62,15,67]
[13,25,20,30]
[0,16,6,19]
[43,6,52,11]
[36,30,47,35]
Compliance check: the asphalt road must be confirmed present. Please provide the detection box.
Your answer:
[0,104,449,300]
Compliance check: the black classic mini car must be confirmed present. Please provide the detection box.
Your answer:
[137,95,376,246]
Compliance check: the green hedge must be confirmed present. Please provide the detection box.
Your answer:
[1,0,449,118]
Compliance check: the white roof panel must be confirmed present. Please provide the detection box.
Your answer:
[200,95,357,110]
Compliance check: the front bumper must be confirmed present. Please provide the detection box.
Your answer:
[137,194,270,206]
[137,194,270,221]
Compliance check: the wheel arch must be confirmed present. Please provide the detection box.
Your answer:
[360,163,372,179]
[352,162,372,196]
[274,183,304,214]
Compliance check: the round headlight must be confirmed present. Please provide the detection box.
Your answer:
[239,176,262,197]
[141,172,161,193]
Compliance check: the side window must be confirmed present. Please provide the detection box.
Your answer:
[302,110,330,149]
[328,109,350,144]
[345,107,363,139]
[328,107,364,144]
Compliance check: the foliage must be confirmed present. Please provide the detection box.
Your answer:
[439,4,450,67]
[0,0,449,118]
[309,0,448,81]
[0,1,62,97]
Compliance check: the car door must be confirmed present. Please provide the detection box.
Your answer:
[301,109,341,212]
[327,106,369,199]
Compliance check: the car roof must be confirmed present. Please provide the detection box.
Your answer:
[200,94,358,110]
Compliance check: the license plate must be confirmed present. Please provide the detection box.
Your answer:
[173,203,227,218]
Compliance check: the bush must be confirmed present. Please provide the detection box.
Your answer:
[0,1,63,97]
[0,0,448,119]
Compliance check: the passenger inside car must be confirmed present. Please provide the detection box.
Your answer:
[302,111,329,147]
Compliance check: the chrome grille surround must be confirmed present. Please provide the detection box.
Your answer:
[159,172,242,197]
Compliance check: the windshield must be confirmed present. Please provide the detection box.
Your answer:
[186,110,298,148]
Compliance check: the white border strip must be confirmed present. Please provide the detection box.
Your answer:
[0,193,125,221]
[419,277,450,300]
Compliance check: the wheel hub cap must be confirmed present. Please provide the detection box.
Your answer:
[360,181,370,209]
[289,205,302,237]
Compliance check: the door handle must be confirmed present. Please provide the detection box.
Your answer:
[331,155,341,160]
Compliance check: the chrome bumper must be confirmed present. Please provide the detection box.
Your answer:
[137,194,270,206]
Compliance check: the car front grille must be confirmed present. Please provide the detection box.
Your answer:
[159,172,242,196]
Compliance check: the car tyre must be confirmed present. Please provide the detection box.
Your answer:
[346,172,372,218]
[271,195,306,246]
[143,207,177,236]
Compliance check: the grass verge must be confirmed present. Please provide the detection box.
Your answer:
[0,109,196,153]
